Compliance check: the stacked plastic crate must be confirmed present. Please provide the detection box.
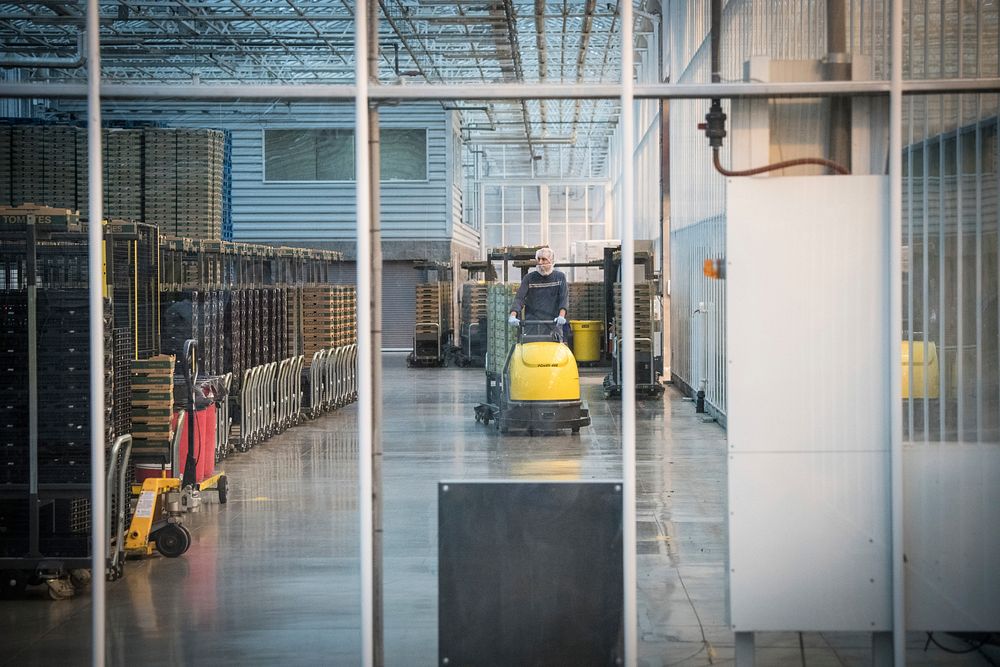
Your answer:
[485,283,518,378]
[0,123,11,206]
[103,129,143,221]
[11,125,44,207]
[43,125,78,212]
[568,282,605,321]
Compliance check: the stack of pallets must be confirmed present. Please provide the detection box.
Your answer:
[130,355,176,463]
[568,282,605,321]
[143,128,179,235]
[103,129,142,221]
[12,126,45,207]
[173,129,225,240]
[412,283,444,363]
[0,124,11,205]
[332,285,356,347]
[43,125,78,212]
[301,286,335,365]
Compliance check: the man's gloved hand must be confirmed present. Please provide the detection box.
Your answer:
[508,315,520,327]
[554,315,567,326]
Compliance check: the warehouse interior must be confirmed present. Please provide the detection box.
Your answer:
[0,1,998,665]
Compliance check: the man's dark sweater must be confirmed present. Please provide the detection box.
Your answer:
[511,269,568,321]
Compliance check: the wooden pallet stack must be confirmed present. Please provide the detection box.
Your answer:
[129,355,176,462]
[568,282,605,321]
[332,285,357,347]
[413,283,444,359]
[613,281,656,354]
[485,283,518,377]
[103,129,143,221]
[300,286,334,366]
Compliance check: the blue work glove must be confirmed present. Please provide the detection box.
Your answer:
[554,315,567,326]
[508,315,520,327]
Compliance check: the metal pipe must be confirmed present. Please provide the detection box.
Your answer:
[620,2,637,665]
[86,0,106,664]
[2,78,999,100]
[710,0,721,83]
[354,2,374,665]
[825,0,852,171]
[0,33,85,69]
[889,0,905,663]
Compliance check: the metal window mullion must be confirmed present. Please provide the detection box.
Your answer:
[86,0,107,665]
[939,125,947,440]
[921,104,930,441]
[890,0,906,663]
[354,2,374,666]
[975,114,983,440]
[957,95,965,444]
[620,0,637,665]
[906,98,915,440]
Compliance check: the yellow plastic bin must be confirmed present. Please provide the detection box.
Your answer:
[901,340,940,399]
[570,320,603,362]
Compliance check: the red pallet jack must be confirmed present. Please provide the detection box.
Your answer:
[125,340,228,558]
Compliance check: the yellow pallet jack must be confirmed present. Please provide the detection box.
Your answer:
[125,340,228,558]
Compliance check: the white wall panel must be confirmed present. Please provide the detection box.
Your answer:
[727,175,891,631]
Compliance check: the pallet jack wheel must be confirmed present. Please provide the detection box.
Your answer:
[155,524,190,558]
[69,569,92,591]
[217,474,229,504]
[46,578,75,601]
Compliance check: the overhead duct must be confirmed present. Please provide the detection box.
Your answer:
[0,33,85,69]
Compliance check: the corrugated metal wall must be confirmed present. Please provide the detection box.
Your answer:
[328,260,419,350]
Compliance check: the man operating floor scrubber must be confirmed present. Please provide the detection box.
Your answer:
[476,247,590,434]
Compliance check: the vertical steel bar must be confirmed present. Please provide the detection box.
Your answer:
[621,0,637,665]
[368,0,383,657]
[86,0,106,663]
[354,2,374,666]
[906,98,914,440]
[889,0,905,664]
[975,113,983,439]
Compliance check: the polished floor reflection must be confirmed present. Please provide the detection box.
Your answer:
[0,354,994,666]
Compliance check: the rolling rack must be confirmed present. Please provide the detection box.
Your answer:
[0,207,133,598]
[601,247,665,399]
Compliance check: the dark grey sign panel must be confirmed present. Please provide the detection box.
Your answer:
[438,481,624,666]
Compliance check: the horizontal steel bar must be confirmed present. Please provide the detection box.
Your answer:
[1,78,997,100]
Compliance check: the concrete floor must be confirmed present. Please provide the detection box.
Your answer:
[0,353,995,665]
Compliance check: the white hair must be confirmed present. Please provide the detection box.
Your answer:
[535,247,554,262]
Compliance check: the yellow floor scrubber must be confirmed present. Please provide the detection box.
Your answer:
[476,320,590,434]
